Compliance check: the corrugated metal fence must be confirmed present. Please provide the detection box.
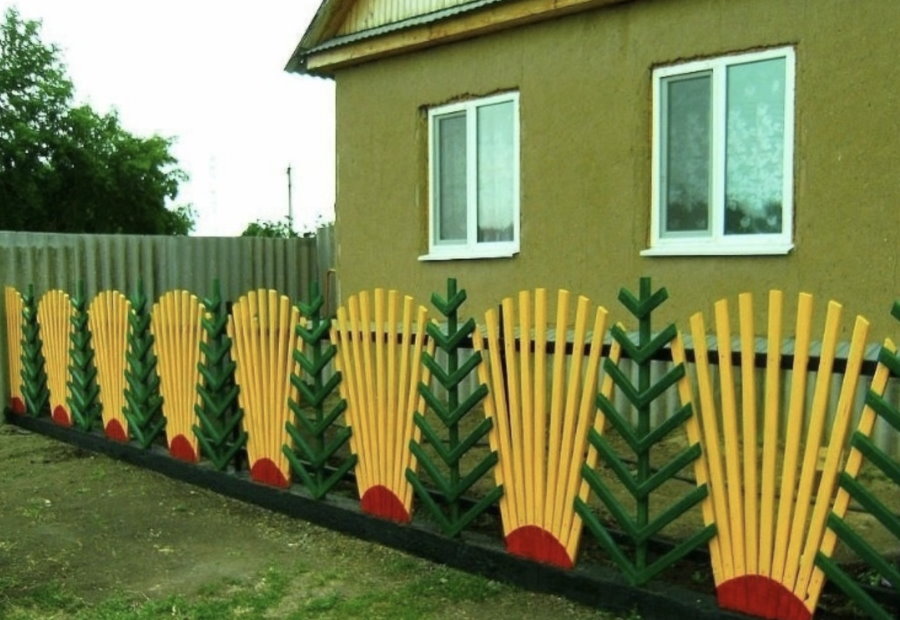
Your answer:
[0,226,335,407]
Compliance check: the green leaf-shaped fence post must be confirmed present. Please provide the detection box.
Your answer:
[19,284,49,417]
[576,277,714,585]
[193,279,247,470]
[406,278,501,537]
[123,279,165,448]
[283,281,356,499]
[814,299,900,620]
[67,281,101,431]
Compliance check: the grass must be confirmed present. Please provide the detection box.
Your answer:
[0,425,625,619]
[0,558,615,620]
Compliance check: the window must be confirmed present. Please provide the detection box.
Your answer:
[646,47,795,256]
[422,92,520,260]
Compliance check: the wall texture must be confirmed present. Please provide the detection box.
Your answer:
[331,0,899,338]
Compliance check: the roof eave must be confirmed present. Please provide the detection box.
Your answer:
[285,0,631,78]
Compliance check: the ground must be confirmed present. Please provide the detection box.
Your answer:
[0,423,622,619]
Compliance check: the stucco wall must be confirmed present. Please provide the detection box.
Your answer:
[332,0,899,337]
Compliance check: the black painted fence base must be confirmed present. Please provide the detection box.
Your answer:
[5,412,749,620]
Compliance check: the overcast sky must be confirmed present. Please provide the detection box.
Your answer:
[3,0,335,236]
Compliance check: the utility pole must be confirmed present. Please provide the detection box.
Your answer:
[286,164,293,230]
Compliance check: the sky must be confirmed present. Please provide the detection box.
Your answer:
[2,0,335,236]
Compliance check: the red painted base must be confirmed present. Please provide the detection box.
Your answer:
[250,458,290,488]
[717,575,811,620]
[105,419,128,442]
[169,434,198,463]
[360,485,411,523]
[505,525,573,569]
[52,405,71,427]
[9,397,26,415]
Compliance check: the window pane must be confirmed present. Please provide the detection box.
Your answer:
[476,101,515,242]
[435,113,467,243]
[662,73,711,235]
[725,57,786,235]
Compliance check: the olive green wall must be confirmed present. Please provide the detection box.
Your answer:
[332,0,899,337]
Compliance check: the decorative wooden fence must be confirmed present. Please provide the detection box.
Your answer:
[333,289,433,522]
[2,278,897,620]
[0,227,335,408]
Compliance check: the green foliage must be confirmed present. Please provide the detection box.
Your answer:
[66,281,101,431]
[193,279,247,470]
[0,8,193,234]
[815,299,900,620]
[122,280,165,448]
[283,282,356,499]
[576,277,714,585]
[406,278,501,536]
[241,216,299,238]
[19,284,49,417]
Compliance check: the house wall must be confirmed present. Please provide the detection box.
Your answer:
[332,0,900,337]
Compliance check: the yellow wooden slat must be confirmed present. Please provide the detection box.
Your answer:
[550,295,590,538]
[770,292,814,585]
[281,295,300,468]
[804,338,895,612]
[578,336,621,503]
[671,331,723,586]
[714,299,745,577]
[404,305,432,510]
[501,297,527,527]
[758,290,784,575]
[794,315,869,606]
[392,295,413,501]
[483,308,517,533]
[239,292,260,460]
[4,287,25,408]
[689,311,735,582]
[519,290,535,526]
[386,291,399,497]
[781,300,842,590]
[359,292,379,482]
[335,310,367,491]
[533,288,548,525]
[374,289,388,488]
[544,289,570,529]
[737,293,758,576]
[347,295,372,493]
[563,305,608,559]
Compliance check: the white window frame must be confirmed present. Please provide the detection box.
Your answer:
[420,92,520,261]
[644,46,795,256]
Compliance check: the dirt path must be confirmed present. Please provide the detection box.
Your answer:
[0,424,614,619]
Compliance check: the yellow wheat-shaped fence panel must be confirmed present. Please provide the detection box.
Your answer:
[88,290,132,441]
[474,289,610,568]
[37,290,74,426]
[333,289,433,523]
[228,289,299,488]
[151,290,206,463]
[4,286,25,414]
[688,291,878,620]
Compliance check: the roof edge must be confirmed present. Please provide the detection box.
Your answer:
[285,0,630,77]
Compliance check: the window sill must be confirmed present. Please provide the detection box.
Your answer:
[641,243,794,257]
[419,247,519,261]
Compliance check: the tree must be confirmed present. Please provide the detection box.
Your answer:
[0,8,194,234]
[240,216,298,238]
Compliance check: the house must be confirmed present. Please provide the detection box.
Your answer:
[287,0,900,334]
